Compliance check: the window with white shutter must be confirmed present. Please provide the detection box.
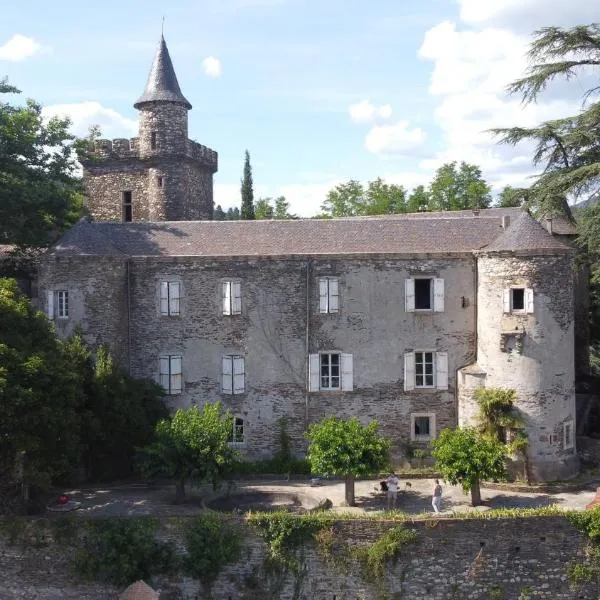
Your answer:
[436,352,448,390]
[405,351,447,390]
[525,288,534,314]
[341,353,353,391]
[406,278,442,311]
[222,281,242,315]
[47,290,69,319]
[47,290,55,320]
[308,352,352,390]
[309,354,320,391]
[504,287,534,314]
[160,281,180,316]
[405,279,415,312]
[415,351,435,388]
[222,355,245,394]
[433,278,444,312]
[404,352,415,391]
[319,277,339,313]
[159,355,182,394]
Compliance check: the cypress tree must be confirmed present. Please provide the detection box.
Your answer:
[240,150,255,220]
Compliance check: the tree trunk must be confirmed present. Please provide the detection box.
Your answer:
[470,481,482,506]
[175,478,186,504]
[344,475,356,506]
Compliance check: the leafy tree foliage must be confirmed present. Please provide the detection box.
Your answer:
[137,403,237,503]
[213,204,227,220]
[497,185,529,208]
[254,197,274,220]
[428,162,492,211]
[432,427,507,506]
[306,416,390,506]
[407,185,430,212]
[255,196,297,220]
[240,149,255,220]
[226,206,241,220]
[0,79,84,247]
[320,178,407,217]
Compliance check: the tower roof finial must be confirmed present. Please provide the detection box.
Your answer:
[134,35,191,110]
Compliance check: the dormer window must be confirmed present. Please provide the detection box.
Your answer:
[150,131,157,150]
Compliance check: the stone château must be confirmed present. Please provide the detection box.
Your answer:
[39,35,582,481]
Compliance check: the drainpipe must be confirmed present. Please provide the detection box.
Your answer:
[126,258,132,373]
[305,259,311,430]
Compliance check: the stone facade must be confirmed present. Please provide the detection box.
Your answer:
[1,516,598,599]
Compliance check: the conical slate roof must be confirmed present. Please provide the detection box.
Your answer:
[134,36,191,109]
[484,210,571,252]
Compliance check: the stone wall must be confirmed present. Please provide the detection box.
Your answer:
[1,515,598,599]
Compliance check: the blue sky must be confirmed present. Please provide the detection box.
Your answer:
[1,0,597,215]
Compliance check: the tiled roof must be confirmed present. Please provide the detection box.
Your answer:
[119,580,159,600]
[134,36,191,109]
[50,208,536,258]
[483,211,572,252]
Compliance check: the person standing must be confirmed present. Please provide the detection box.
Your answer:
[386,471,399,510]
[432,479,442,513]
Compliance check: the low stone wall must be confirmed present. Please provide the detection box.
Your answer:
[0,515,599,599]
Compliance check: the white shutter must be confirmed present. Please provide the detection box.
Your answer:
[231,282,242,315]
[404,352,415,391]
[222,356,233,394]
[47,290,55,320]
[436,352,448,390]
[405,279,415,312]
[233,357,245,394]
[170,282,181,315]
[309,354,320,391]
[526,288,534,314]
[502,289,510,313]
[433,278,445,312]
[222,282,231,315]
[341,353,353,391]
[160,282,169,315]
[159,356,170,391]
[329,278,339,313]
[319,279,328,313]
[170,356,182,393]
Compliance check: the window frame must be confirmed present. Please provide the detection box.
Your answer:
[414,278,433,311]
[122,190,133,222]
[159,355,182,395]
[228,416,245,446]
[56,290,69,319]
[222,355,245,395]
[160,281,181,316]
[563,420,574,450]
[410,412,436,442]
[222,281,242,316]
[503,287,534,314]
[319,277,340,314]
[319,352,341,390]
[405,278,444,313]
[415,350,435,389]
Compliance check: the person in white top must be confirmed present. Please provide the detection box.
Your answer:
[386,471,400,510]
[432,479,443,513]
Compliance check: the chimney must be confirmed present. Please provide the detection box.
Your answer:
[502,215,511,229]
[472,209,480,216]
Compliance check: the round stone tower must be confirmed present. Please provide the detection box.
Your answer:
[458,211,579,481]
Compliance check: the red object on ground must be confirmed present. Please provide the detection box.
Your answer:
[58,495,69,505]
[585,488,600,510]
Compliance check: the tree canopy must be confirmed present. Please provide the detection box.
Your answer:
[306,416,390,506]
[255,196,297,220]
[0,79,84,247]
[428,162,492,211]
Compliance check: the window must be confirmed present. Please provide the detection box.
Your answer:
[123,191,132,222]
[411,413,436,442]
[405,278,444,312]
[160,281,180,316]
[404,351,448,391]
[563,420,574,450]
[503,287,534,314]
[222,355,245,394]
[319,277,339,313]
[228,417,245,445]
[308,353,353,391]
[150,131,157,150]
[222,281,242,315]
[46,290,69,320]
[157,176,163,188]
[159,355,182,395]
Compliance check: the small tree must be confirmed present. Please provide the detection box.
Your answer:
[137,403,236,503]
[306,417,390,506]
[432,427,507,506]
[240,150,255,220]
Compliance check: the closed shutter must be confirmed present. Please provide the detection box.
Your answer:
[47,290,55,320]
[222,282,231,315]
[159,356,170,392]
[319,279,328,313]
[231,282,242,314]
[222,356,233,394]
[170,282,181,315]
[329,278,339,312]
[436,352,448,390]
[170,356,182,393]
[525,288,534,314]
[233,356,245,394]
[341,353,353,391]
[405,279,415,312]
[404,352,415,391]
[433,278,445,312]
[160,282,169,315]
[502,289,510,313]
[309,354,320,391]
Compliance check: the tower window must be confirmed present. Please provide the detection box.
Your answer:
[157,176,163,188]
[150,131,157,150]
[123,191,133,222]
[511,288,525,311]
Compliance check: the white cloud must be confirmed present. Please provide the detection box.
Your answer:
[349,100,393,123]
[42,102,138,138]
[365,120,426,156]
[202,56,222,78]
[0,34,43,62]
